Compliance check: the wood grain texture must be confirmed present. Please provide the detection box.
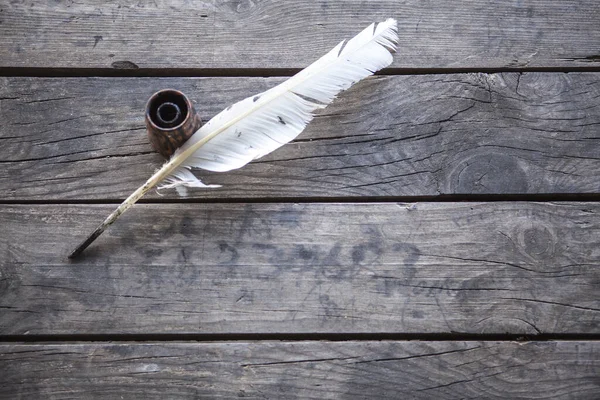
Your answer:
[0,341,598,399]
[1,1,600,70]
[1,73,599,200]
[2,1,599,394]
[1,202,597,335]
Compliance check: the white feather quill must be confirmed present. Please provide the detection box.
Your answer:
[69,18,398,258]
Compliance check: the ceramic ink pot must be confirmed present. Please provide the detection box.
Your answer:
[145,89,202,158]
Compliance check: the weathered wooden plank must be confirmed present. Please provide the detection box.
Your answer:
[1,73,599,200]
[1,1,599,70]
[0,341,597,399]
[1,202,597,335]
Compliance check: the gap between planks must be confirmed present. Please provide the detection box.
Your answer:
[2,67,600,78]
[0,333,599,344]
[0,193,599,205]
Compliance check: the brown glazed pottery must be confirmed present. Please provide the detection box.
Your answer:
[145,89,202,158]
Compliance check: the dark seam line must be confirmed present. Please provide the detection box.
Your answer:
[0,193,599,205]
[1,66,600,78]
[0,332,598,344]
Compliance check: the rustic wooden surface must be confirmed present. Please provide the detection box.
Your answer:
[1,73,599,200]
[1,202,598,335]
[1,341,598,400]
[0,0,599,398]
[1,1,600,71]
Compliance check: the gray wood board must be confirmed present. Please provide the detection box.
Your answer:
[1,1,600,70]
[1,73,599,200]
[1,202,598,335]
[0,341,598,399]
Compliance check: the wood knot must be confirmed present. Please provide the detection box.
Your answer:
[517,223,557,260]
[447,152,529,194]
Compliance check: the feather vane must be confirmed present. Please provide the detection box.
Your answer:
[161,18,398,190]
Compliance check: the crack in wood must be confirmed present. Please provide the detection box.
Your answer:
[500,298,600,313]
[352,347,481,364]
[241,356,359,368]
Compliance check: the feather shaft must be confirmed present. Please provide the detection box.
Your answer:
[68,158,181,258]
[69,18,398,258]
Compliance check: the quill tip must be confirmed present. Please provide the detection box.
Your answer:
[68,223,108,259]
